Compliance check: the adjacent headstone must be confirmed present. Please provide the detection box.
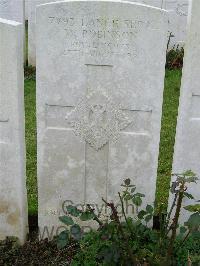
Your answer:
[37,1,168,238]
[0,0,25,23]
[169,0,200,225]
[162,0,189,48]
[28,0,61,66]
[0,0,25,61]
[132,0,162,8]
[0,18,28,243]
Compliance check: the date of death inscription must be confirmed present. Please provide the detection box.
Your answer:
[48,16,152,59]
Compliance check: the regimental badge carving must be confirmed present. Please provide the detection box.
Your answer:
[66,90,132,150]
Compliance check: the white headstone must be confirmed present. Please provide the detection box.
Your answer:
[0,18,28,243]
[0,0,25,61]
[28,0,163,66]
[162,0,189,48]
[169,0,200,225]
[0,0,25,23]
[37,1,168,238]
[28,0,61,66]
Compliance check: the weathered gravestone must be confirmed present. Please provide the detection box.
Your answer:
[28,0,61,66]
[0,0,25,60]
[0,0,25,23]
[28,0,163,66]
[0,18,28,243]
[162,0,189,48]
[169,0,200,225]
[37,1,168,238]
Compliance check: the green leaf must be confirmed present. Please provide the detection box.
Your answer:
[131,187,136,193]
[134,193,145,198]
[183,170,196,177]
[59,215,74,225]
[138,210,147,219]
[191,231,200,238]
[132,196,142,206]
[174,170,198,184]
[183,192,194,199]
[180,226,187,234]
[185,176,198,183]
[145,214,152,223]
[124,194,132,201]
[98,244,120,263]
[66,205,81,217]
[146,205,154,214]
[184,213,200,231]
[70,224,82,240]
[124,178,131,186]
[80,211,95,221]
[57,230,69,249]
[184,204,200,213]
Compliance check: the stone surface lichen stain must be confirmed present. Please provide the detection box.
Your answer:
[0,201,9,214]
[0,200,20,226]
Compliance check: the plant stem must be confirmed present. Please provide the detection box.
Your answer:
[167,182,185,259]
[166,192,178,230]
[102,198,137,264]
[118,192,134,237]
[86,204,103,227]
[181,230,191,247]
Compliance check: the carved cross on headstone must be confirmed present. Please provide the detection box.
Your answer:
[45,64,152,202]
[65,88,152,150]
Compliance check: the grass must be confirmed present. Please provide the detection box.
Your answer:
[24,78,37,215]
[156,69,182,208]
[24,69,182,214]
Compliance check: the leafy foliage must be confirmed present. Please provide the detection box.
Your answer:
[57,230,69,249]
[57,172,200,265]
[166,45,184,70]
[165,171,200,261]
[24,65,36,80]
[185,213,200,231]
[184,204,200,213]
[59,216,74,226]
[66,205,81,217]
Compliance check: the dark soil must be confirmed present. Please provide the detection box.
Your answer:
[0,215,79,266]
[0,236,78,266]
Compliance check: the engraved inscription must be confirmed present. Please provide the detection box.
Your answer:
[48,16,150,60]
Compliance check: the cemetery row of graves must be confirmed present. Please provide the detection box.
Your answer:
[0,0,200,265]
